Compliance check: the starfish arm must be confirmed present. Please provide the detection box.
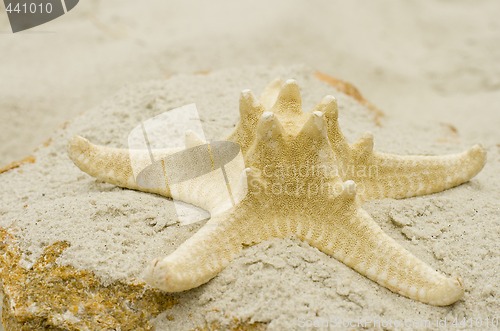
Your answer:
[353,144,487,200]
[68,135,175,197]
[68,135,247,212]
[159,165,248,213]
[311,207,464,306]
[316,96,487,200]
[143,208,251,292]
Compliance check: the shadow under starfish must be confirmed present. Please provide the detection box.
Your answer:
[68,78,486,306]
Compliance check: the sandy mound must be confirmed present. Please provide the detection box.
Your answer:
[0,66,498,330]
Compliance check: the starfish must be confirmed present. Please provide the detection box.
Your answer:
[68,79,486,306]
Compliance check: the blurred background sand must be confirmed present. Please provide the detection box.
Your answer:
[1,0,499,168]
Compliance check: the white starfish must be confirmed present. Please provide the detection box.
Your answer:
[68,79,486,306]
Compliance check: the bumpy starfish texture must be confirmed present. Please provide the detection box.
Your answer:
[68,79,486,306]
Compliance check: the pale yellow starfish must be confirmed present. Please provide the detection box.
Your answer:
[68,79,486,306]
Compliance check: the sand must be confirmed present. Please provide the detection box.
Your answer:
[1,1,499,330]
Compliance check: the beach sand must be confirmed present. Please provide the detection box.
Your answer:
[1,1,499,330]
